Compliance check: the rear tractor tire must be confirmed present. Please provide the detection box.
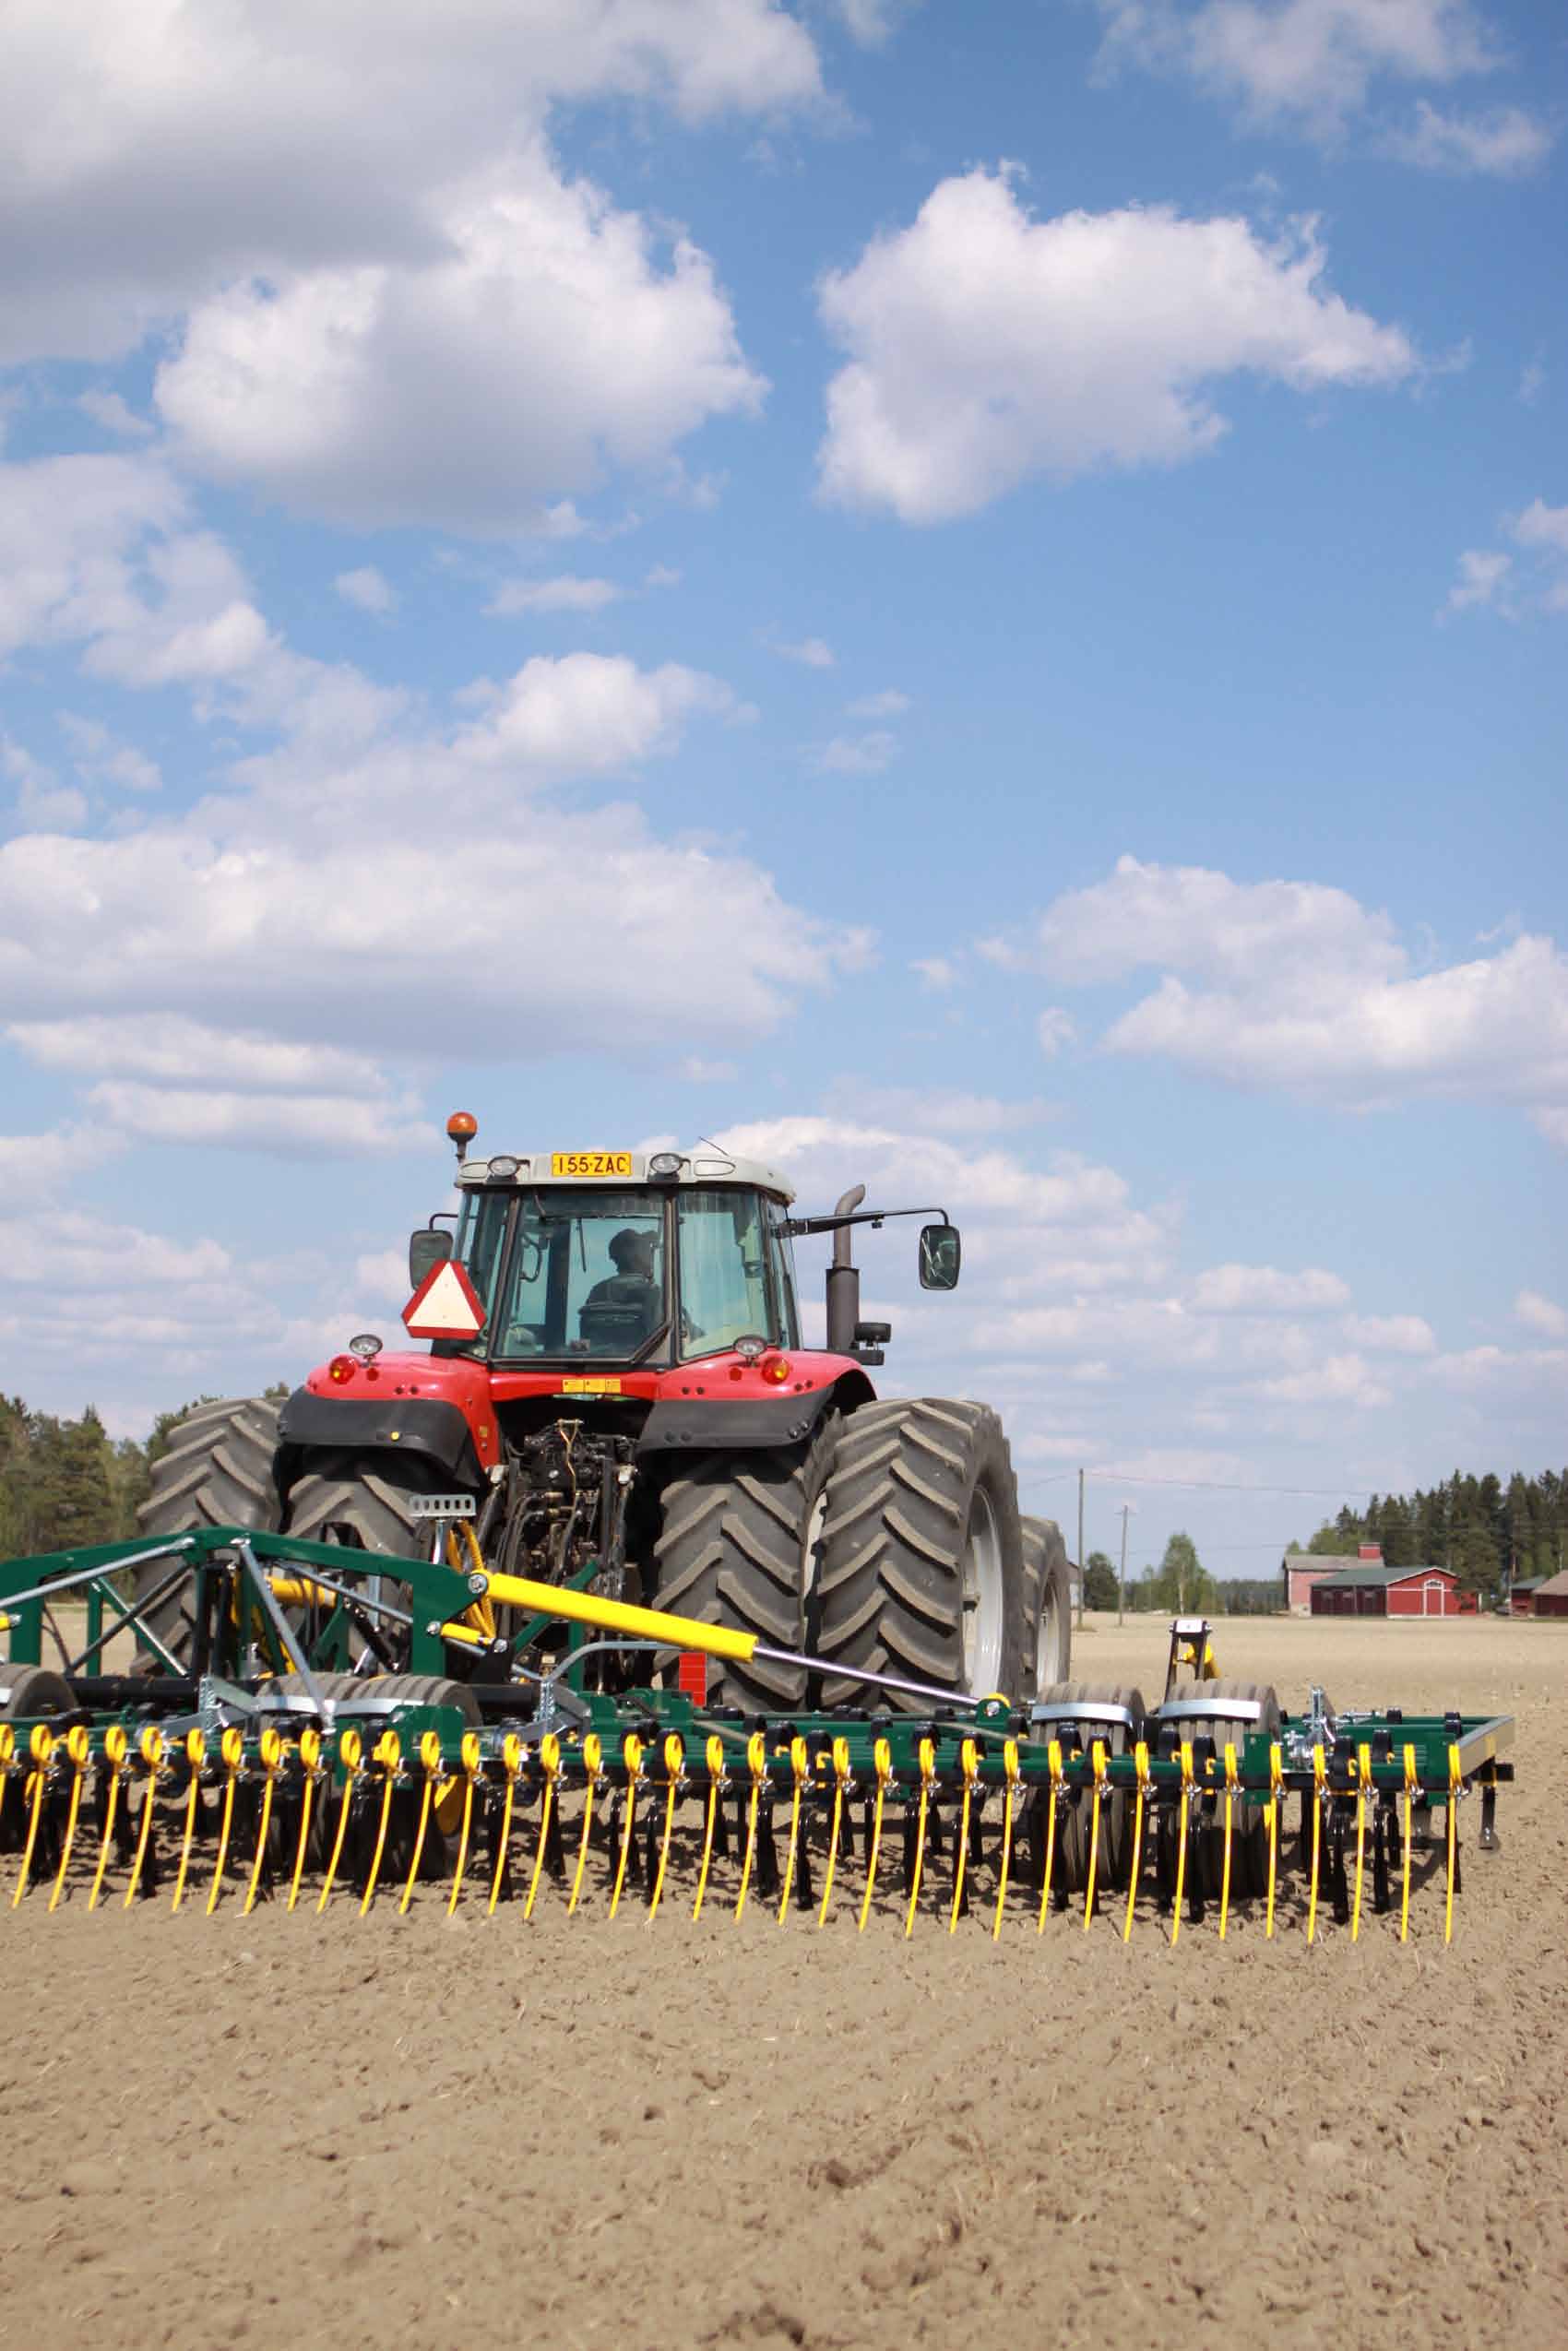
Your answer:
[136,1395,283,1661]
[1021,1514,1073,1692]
[283,1454,441,1560]
[814,1399,1030,1710]
[652,1419,837,1710]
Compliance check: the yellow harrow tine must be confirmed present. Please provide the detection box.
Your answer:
[1036,1740,1063,1933]
[1170,1740,1194,1946]
[1399,1743,1417,1943]
[207,1728,246,1915]
[14,1726,56,1908]
[243,1728,284,1917]
[992,1738,1019,1941]
[124,1728,165,1907]
[1350,1740,1372,1942]
[608,1734,643,1920]
[89,1726,130,1908]
[856,1738,892,1934]
[525,1734,564,1920]
[359,1730,402,1915]
[1444,1741,1460,1945]
[902,1738,935,1939]
[565,1733,600,1916]
[734,1731,766,1924]
[398,1732,444,1915]
[694,1735,728,1920]
[1265,1741,1283,1939]
[649,1734,683,1921]
[447,1732,481,1915]
[1307,1744,1326,1945]
[47,1725,92,1911]
[289,1729,322,1911]
[1083,1738,1107,1932]
[1123,1739,1150,1943]
[777,1737,808,1924]
[948,1738,978,1933]
[818,1736,851,1928]
[1218,1740,1238,1941]
[171,1728,206,1913]
[317,1728,362,1912]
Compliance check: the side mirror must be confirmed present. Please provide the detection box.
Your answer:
[409,1227,454,1288]
[918,1222,961,1291]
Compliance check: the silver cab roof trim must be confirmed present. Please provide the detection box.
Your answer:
[455,1151,794,1205]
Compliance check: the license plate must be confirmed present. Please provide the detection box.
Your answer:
[560,1376,623,1395]
[551,1151,633,1178]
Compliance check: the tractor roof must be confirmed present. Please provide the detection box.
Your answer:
[455,1147,794,1204]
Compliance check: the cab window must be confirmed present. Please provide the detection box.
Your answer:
[677,1187,775,1357]
[764,1198,802,1348]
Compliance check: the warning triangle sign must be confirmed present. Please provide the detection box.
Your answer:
[402,1257,488,1340]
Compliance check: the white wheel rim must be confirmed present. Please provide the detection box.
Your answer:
[1037,1581,1063,1692]
[962,1485,1004,1692]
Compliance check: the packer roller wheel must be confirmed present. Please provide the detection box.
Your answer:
[1166,1678,1281,1900]
[1036,1680,1147,1894]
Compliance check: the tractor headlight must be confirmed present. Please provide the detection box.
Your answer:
[648,1152,684,1180]
[348,1333,384,1362]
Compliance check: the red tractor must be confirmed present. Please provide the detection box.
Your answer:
[140,1117,1071,1708]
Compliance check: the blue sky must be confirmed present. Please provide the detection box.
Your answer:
[2,0,1563,1579]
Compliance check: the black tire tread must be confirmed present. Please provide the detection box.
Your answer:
[1020,1514,1072,1691]
[815,1397,1028,1708]
[135,1395,283,1656]
[653,1421,837,1707]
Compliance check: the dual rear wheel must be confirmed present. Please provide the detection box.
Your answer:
[137,1393,1068,1714]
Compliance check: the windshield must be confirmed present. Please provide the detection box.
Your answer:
[446,1182,797,1363]
[456,1188,668,1360]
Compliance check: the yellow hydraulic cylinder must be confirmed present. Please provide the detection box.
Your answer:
[480,1571,758,1662]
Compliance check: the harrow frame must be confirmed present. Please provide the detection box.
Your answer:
[0,1530,1512,1940]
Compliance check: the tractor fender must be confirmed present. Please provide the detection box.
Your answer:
[275,1385,485,1496]
[635,1370,875,1457]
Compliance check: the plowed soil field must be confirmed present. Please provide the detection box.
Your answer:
[3,1614,1563,2350]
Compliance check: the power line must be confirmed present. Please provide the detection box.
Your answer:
[1027,1469,1371,1500]
[1081,1471,1372,1499]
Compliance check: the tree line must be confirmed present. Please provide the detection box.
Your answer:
[1082,1533,1281,1618]
[0,1393,285,1559]
[1288,1467,1567,1597]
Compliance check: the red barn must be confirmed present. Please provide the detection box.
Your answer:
[1282,1544,1384,1613]
[1310,1562,1461,1618]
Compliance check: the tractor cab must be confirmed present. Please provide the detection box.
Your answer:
[422,1146,803,1371]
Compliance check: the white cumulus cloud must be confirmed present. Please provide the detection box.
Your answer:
[1388,100,1554,174]
[488,576,625,617]
[1192,1264,1350,1313]
[1095,0,1505,137]
[155,148,766,532]
[1515,1288,1567,1339]
[0,0,822,366]
[335,566,398,616]
[1024,856,1568,1134]
[816,171,1415,522]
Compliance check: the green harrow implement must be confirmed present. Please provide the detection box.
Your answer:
[0,1529,1511,1940]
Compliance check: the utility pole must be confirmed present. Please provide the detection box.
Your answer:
[1117,1501,1130,1626]
[1076,1467,1085,1627]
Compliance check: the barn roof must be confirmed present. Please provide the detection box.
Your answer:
[1311,1561,1452,1589]
[1527,1569,1568,1600]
